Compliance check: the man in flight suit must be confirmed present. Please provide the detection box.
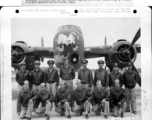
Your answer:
[89,80,109,119]
[110,79,126,118]
[17,80,35,120]
[60,58,75,91]
[45,60,59,97]
[55,81,71,119]
[78,60,93,90]
[31,61,45,93]
[16,62,31,93]
[71,79,91,119]
[32,83,55,120]
[123,62,138,114]
[94,60,109,89]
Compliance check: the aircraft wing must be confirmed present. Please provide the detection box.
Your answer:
[84,44,141,59]
[84,46,112,59]
[21,47,54,58]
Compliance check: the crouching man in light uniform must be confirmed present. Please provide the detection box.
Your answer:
[110,79,126,118]
[71,79,91,119]
[17,80,35,120]
[32,83,55,120]
[55,81,71,119]
[89,80,109,119]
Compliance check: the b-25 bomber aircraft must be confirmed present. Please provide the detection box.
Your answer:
[11,25,141,86]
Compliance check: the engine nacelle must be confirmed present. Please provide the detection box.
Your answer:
[105,39,137,70]
[11,41,36,71]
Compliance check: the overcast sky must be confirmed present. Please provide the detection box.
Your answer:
[11,17,141,69]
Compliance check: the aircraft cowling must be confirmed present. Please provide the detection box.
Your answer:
[105,40,137,70]
[11,42,36,71]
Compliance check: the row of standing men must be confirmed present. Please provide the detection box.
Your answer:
[16,59,139,120]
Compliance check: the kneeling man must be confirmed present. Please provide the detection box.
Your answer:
[17,80,35,120]
[71,79,91,119]
[33,83,55,120]
[55,81,71,119]
[110,79,126,118]
[89,80,109,119]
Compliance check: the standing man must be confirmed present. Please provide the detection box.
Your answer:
[16,62,31,93]
[45,60,59,97]
[55,81,71,119]
[31,61,45,93]
[60,58,75,91]
[123,62,138,114]
[94,60,109,89]
[17,80,35,120]
[110,79,126,118]
[109,63,124,89]
[78,60,93,90]
[89,80,109,119]
[32,83,55,120]
[71,79,91,119]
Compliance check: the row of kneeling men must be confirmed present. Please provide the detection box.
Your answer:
[16,59,138,120]
[17,79,127,120]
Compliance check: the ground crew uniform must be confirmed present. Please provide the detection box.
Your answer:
[110,87,126,117]
[31,68,45,93]
[60,65,75,91]
[33,90,55,118]
[94,68,109,88]
[78,68,93,90]
[89,87,109,117]
[16,69,31,93]
[71,87,91,116]
[55,87,71,117]
[123,69,138,112]
[17,90,35,119]
[45,68,59,97]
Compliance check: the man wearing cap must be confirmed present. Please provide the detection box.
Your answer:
[94,60,109,89]
[31,61,45,93]
[78,59,93,90]
[45,60,59,97]
[16,62,31,93]
[17,80,36,120]
[55,81,71,119]
[109,63,124,112]
[110,79,126,118]
[109,63,124,89]
[71,79,91,119]
[89,80,109,119]
[60,58,75,91]
[32,83,55,120]
[123,62,138,114]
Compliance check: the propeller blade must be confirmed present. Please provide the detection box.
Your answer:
[129,28,141,50]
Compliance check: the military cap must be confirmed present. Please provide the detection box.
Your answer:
[19,62,26,66]
[81,59,88,64]
[98,60,104,64]
[113,63,118,67]
[47,60,54,64]
[34,61,40,65]
[128,62,132,67]
[76,79,82,84]
[96,80,101,84]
